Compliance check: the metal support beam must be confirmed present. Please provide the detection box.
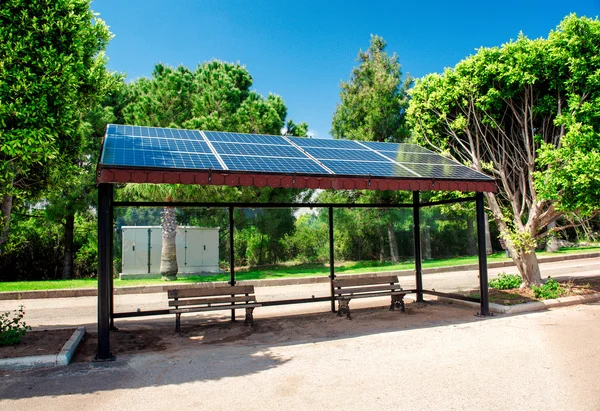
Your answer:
[229,206,236,321]
[413,191,424,302]
[96,183,114,361]
[476,192,490,316]
[109,193,115,330]
[328,207,336,312]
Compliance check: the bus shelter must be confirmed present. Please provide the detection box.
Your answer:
[96,125,496,360]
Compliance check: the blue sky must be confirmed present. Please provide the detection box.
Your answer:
[92,0,599,139]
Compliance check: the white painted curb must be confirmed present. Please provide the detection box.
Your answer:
[0,326,86,370]
[437,293,600,314]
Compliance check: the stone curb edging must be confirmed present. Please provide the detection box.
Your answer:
[1,252,598,301]
[437,292,600,315]
[0,326,85,370]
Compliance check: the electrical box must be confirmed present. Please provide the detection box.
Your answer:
[120,226,220,277]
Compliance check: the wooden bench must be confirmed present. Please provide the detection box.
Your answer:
[168,285,261,332]
[332,275,407,319]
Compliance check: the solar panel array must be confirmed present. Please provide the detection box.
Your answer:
[100,125,492,181]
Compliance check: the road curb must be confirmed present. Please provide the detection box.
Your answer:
[437,292,600,314]
[0,326,85,370]
[1,252,598,300]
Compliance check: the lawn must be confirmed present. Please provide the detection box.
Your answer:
[0,246,598,292]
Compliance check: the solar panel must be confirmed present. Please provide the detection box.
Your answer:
[288,136,363,150]
[219,155,329,174]
[99,125,494,183]
[302,147,383,162]
[320,160,419,178]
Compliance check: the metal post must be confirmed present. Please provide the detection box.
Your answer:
[476,192,490,316]
[109,189,115,330]
[229,206,236,321]
[413,191,424,302]
[329,207,335,312]
[96,183,114,361]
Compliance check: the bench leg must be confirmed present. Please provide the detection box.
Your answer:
[244,307,255,327]
[338,299,351,320]
[390,295,406,312]
[175,313,181,332]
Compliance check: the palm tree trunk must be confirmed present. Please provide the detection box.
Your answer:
[160,206,178,280]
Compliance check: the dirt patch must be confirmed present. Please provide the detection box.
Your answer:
[0,328,75,359]
[469,276,600,305]
[69,301,465,361]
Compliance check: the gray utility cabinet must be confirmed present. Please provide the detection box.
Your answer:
[121,226,220,275]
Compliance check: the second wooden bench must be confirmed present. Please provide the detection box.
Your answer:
[333,275,408,319]
[168,285,261,332]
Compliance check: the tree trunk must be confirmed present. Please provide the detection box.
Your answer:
[467,218,476,256]
[484,214,493,255]
[510,247,542,287]
[386,221,400,263]
[160,206,178,280]
[0,194,13,254]
[62,214,75,279]
[545,221,559,252]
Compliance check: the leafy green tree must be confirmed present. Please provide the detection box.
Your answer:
[119,61,305,278]
[407,14,600,286]
[332,35,412,142]
[0,0,113,252]
[331,35,412,262]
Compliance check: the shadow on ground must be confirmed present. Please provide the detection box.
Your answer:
[0,301,495,400]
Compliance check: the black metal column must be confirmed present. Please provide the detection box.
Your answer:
[328,207,336,312]
[109,190,115,330]
[229,206,236,321]
[96,183,114,361]
[413,191,424,302]
[476,192,490,316]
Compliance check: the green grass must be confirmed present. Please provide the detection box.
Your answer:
[1,246,598,292]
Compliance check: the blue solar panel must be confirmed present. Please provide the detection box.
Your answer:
[219,155,330,174]
[103,135,212,154]
[303,147,384,162]
[99,125,494,182]
[102,149,223,170]
[379,151,459,166]
[404,163,489,180]
[320,160,419,178]
[211,142,305,158]
[107,124,203,140]
[204,131,285,145]
[289,137,364,150]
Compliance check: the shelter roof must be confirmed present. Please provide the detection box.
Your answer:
[97,125,495,192]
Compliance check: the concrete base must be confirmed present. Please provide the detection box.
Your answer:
[436,292,600,315]
[0,326,85,370]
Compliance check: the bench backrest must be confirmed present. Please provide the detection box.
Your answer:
[333,275,399,288]
[332,275,402,296]
[168,285,256,308]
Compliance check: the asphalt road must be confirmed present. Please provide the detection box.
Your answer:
[2,256,598,329]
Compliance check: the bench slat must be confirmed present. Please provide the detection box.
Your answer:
[170,303,262,314]
[333,276,399,287]
[333,284,403,295]
[337,291,407,300]
[168,285,254,299]
[169,295,256,307]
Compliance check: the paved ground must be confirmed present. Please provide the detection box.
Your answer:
[1,257,599,411]
[1,302,599,411]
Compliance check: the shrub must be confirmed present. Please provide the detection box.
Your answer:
[489,273,523,290]
[0,306,31,346]
[531,277,567,299]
